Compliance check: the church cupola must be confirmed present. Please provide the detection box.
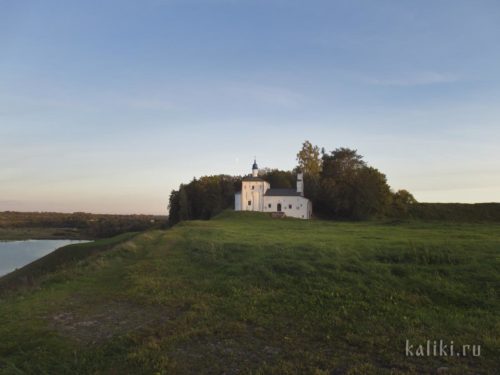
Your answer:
[252,158,259,177]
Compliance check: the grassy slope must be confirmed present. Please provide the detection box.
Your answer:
[0,212,498,374]
[0,232,138,291]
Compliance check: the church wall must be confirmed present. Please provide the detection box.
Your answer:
[241,181,269,211]
[234,193,241,211]
[263,196,311,219]
[234,162,311,219]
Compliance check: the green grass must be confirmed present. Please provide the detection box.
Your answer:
[0,211,498,374]
[0,232,138,292]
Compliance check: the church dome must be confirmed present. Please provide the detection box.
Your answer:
[252,160,258,170]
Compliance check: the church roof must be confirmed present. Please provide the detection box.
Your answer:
[242,176,265,181]
[264,188,302,197]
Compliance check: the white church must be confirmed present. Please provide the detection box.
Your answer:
[234,160,313,219]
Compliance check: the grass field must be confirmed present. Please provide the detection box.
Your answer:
[0,232,138,291]
[0,211,498,374]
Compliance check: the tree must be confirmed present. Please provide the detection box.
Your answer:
[178,185,190,221]
[168,175,241,224]
[296,140,322,176]
[393,189,417,205]
[295,141,323,207]
[351,167,392,219]
[391,189,417,216]
[321,147,366,180]
[318,148,391,219]
[303,173,321,208]
[168,189,180,225]
[260,169,295,188]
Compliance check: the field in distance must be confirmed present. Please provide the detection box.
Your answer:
[0,211,166,240]
[0,211,498,374]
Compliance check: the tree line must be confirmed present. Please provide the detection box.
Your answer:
[168,140,417,225]
[0,211,166,238]
[296,141,416,219]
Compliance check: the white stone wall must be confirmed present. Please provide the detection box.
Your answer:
[263,195,311,219]
[241,181,270,212]
[296,173,304,196]
[234,192,241,211]
[234,172,312,219]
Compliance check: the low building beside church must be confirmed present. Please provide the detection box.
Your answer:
[234,160,312,219]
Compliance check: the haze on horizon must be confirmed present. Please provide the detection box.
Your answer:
[1,0,499,215]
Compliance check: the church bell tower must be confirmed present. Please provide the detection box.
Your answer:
[252,158,259,177]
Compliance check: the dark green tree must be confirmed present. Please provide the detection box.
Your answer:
[318,148,391,219]
[168,189,180,226]
[260,169,295,188]
[178,185,190,221]
[321,147,366,180]
[351,167,392,219]
[168,175,241,224]
[391,189,418,216]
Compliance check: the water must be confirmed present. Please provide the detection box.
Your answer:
[0,240,90,277]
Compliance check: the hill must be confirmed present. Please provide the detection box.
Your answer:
[0,212,498,374]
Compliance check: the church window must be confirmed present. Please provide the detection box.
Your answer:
[268,203,271,208]
[248,200,251,206]
[252,185,254,190]
[289,204,292,209]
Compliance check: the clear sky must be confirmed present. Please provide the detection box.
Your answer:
[1,0,499,214]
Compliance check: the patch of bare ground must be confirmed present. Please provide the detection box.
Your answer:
[50,300,185,345]
[170,326,283,374]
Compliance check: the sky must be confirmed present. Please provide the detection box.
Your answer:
[1,0,499,214]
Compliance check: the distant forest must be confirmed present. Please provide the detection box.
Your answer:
[168,141,500,225]
[0,211,166,238]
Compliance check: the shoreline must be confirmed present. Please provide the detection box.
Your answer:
[0,227,91,241]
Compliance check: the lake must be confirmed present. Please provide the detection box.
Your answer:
[0,240,90,277]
